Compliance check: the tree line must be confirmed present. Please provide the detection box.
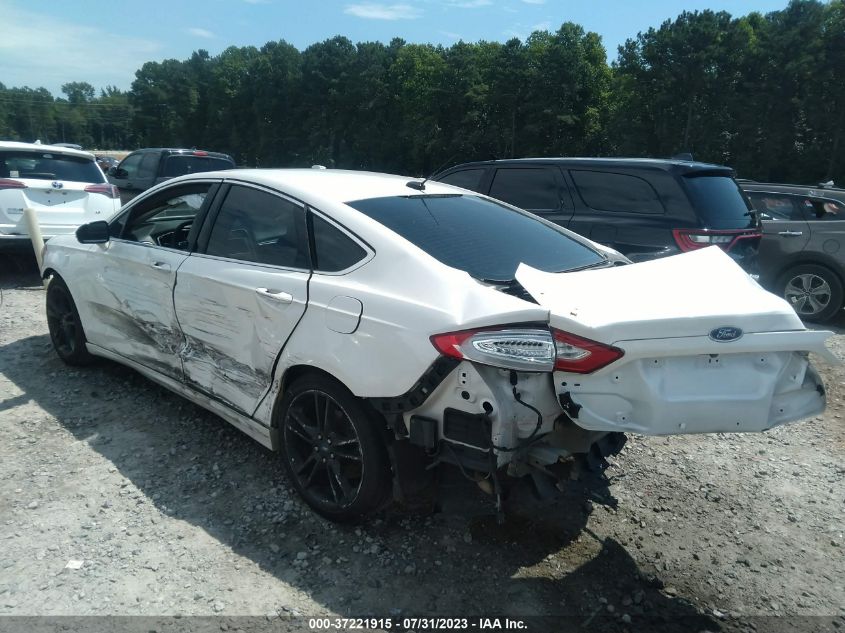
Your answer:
[0,0,843,185]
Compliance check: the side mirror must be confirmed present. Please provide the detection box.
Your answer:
[76,220,110,244]
[111,167,128,179]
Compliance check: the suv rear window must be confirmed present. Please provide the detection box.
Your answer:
[161,155,234,178]
[347,194,603,281]
[0,151,104,183]
[683,175,756,229]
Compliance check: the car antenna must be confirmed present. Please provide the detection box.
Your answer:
[406,153,459,191]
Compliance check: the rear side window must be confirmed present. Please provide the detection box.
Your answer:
[0,151,103,183]
[683,175,755,229]
[162,155,234,178]
[206,186,309,268]
[311,215,367,272]
[347,194,603,281]
[489,167,563,211]
[438,169,486,192]
[570,170,664,214]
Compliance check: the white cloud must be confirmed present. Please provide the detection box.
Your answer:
[439,30,462,40]
[187,27,216,38]
[0,1,162,96]
[521,0,546,4]
[532,20,551,31]
[344,3,422,20]
[242,0,270,3]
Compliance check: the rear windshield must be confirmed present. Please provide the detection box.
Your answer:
[161,155,234,177]
[683,175,756,229]
[347,194,603,281]
[0,151,104,183]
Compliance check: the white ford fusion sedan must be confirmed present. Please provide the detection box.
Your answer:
[41,169,835,521]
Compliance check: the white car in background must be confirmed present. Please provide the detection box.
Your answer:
[0,141,120,251]
[40,169,834,521]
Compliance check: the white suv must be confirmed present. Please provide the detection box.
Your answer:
[0,141,120,252]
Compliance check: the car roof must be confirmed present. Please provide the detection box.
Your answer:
[0,140,94,160]
[740,181,845,200]
[173,168,460,205]
[436,157,733,176]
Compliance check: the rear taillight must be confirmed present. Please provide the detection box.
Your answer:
[672,229,762,253]
[84,183,120,199]
[430,327,624,374]
[551,329,624,374]
[0,178,26,190]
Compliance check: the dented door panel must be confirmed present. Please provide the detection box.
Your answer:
[174,255,309,415]
[83,240,187,380]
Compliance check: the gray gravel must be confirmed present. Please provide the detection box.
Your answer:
[1,256,843,632]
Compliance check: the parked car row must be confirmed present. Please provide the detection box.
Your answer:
[41,168,834,521]
[434,158,845,323]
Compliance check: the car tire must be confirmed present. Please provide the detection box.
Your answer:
[278,373,390,522]
[776,264,844,323]
[46,275,95,366]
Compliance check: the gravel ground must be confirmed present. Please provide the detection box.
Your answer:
[1,255,843,632]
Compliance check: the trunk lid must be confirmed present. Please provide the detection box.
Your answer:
[515,246,804,344]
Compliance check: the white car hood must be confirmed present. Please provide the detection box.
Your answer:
[516,247,807,344]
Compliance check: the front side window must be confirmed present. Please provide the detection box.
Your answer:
[571,170,664,214]
[118,153,144,178]
[347,194,603,281]
[121,183,214,250]
[489,167,563,211]
[136,153,160,179]
[206,185,309,268]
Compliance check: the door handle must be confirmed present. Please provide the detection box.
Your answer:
[777,231,803,237]
[151,260,171,270]
[255,288,293,304]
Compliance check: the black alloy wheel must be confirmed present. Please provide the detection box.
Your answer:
[46,276,94,365]
[279,374,389,521]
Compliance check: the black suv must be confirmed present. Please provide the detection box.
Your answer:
[433,158,761,270]
[741,180,845,322]
[107,148,235,204]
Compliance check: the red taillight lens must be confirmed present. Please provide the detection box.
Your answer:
[551,329,624,374]
[0,178,26,190]
[430,326,623,374]
[672,229,762,253]
[192,150,208,156]
[84,183,120,199]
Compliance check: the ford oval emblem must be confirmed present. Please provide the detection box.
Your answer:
[709,326,743,342]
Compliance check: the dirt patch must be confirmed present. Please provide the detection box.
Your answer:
[1,256,843,631]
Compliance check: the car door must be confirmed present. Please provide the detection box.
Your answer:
[81,180,221,380]
[174,183,311,415]
[486,166,573,228]
[748,192,811,282]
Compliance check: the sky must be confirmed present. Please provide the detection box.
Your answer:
[0,0,790,97]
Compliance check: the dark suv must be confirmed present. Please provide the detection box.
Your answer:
[433,158,761,270]
[741,181,845,322]
[107,148,235,204]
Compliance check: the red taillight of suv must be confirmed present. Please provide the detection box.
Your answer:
[430,326,623,374]
[0,178,27,190]
[84,183,120,199]
[672,229,762,253]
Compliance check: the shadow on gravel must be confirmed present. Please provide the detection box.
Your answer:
[0,253,41,289]
[1,264,720,632]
